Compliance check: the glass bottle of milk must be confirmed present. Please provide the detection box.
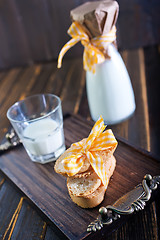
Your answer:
[86,44,136,125]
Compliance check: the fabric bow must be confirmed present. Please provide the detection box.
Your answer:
[57,22,116,73]
[62,116,117,188]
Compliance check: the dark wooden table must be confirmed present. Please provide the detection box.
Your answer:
[0,45,160,239]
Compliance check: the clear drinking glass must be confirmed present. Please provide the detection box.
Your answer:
[7,94,65,164]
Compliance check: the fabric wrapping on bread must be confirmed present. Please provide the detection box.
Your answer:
[54,116,117,208]
[59,116,117,188]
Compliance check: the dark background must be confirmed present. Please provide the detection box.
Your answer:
[0,0,159,69]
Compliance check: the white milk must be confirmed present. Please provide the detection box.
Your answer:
[86,44,136,125]
[22,118,64,157]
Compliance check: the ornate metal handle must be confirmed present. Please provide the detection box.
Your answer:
[0,128,21,153]
[87,174,160,232]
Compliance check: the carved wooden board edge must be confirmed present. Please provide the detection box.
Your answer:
[114,134,160,162]
[87,174,160,232]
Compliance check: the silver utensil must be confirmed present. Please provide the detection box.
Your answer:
[0,128,21,153]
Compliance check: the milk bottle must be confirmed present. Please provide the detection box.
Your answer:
[86,44,136,125]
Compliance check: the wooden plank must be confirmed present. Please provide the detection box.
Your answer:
[78,82,91,120]
[18,65,43,100]
[80,48,153,155]
[0,71,9,84]
[43,63,63,95]
[0,172,5,189]
[0,179,23,239]
[73,70,86,115]
[106,202,158,240]
[44,59,76,100]
[45,225,69,240]
[143,45,160,156]
[25,63,54,96]
[155,193,160,240]
[0,63,53,141]
[0,115,159,240]
[10,198,47,240]
[0,68,23,107]
[0,177,47,240]
[111,49,150,152]
[0,51,159,239]
[60,59,84,114]
[0,68,24,141]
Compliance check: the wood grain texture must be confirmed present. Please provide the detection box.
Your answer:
[60,59,84,114]
[0,115,160,240]
[155,193,160,240]
[144,45,160,156]
[105,202,158,240]
[45,225,69,240]
[109,46,160,157]
[0,174,48,240]
[10,201,47,240]
[111,48,150,150]
[0,45,159,239]
[0,50,159,156]
[0,179,23,239]
[0,174,69,240]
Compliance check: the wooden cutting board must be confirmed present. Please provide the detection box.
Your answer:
[0,115,160,240]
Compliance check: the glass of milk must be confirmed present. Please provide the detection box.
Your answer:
[7,94,65,164]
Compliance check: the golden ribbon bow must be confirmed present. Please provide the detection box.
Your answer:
[57,22,116,73]
[62,116,117,188]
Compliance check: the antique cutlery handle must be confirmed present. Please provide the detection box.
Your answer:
[87,174,160,232]
[0,128,21,154]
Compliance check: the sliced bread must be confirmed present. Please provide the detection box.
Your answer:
[54,139,116,177]
[67,155,116,208]
[54,144,90,176]
[68,184,106,208]
[67,171,101,197]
